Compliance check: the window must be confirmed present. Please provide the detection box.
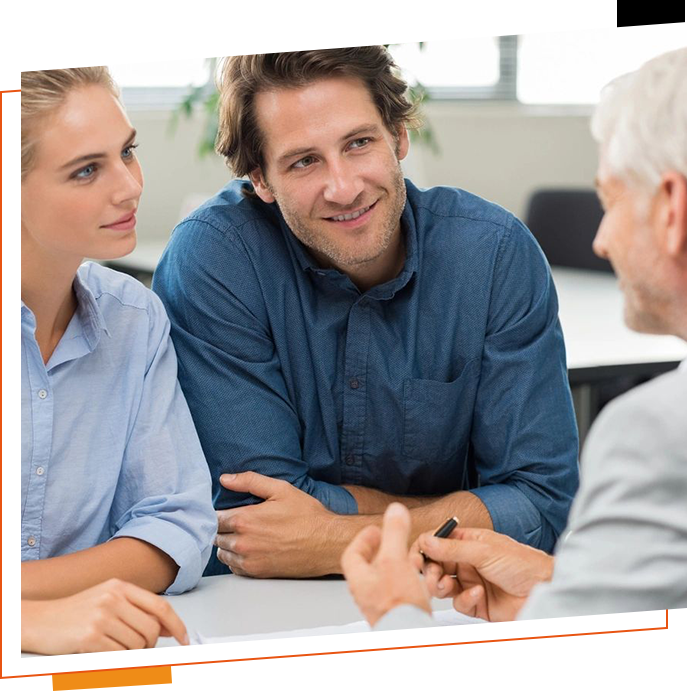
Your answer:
[108,26,685,109]
[518,25,687,104]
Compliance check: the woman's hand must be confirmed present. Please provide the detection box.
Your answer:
[22,578,188,655]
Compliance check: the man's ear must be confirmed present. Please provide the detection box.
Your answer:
[395,125,410,162]
[249,168,275,204]
[659,171,687,258]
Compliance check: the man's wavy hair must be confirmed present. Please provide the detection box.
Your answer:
[215,46,421,179]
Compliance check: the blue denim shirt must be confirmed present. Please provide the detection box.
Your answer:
[153,179,579,575]
[21,263,217,593]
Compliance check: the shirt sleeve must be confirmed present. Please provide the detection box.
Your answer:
[152,219,358,520]
[519,372,687,619]
[468,216,579,553]
[108,289,217,595]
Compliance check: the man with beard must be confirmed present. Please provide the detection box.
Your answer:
[153,47,579,577]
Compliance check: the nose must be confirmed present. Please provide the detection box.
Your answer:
[112,159,143,207]
[592,218,609,259]
[322,157,364,207]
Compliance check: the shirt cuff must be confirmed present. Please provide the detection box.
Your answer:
[469,484,543,548]
[111,516,208,595]
[309,480,359,515]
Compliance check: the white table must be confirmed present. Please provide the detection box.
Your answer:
[20,576,452,655]
[158,574,452,645]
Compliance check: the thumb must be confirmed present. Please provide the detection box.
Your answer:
[219,471,285,499]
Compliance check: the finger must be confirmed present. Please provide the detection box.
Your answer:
[451,527,504,544]
[219,471,287,499]
[88,635,127,653]
[217,546,241,569]
[441,573,462,596]
[214,533,242,553]
[456,562,484,593]
[422,560,444,593]
[452,585,484,618]
[409,549,424,572]
[378,503,411,560]
[215,506,249,533]
[103,616,148,650]
[341,525,381,575]
[121,584,188,646]
[418,533,492,569]
[116,600,162,648]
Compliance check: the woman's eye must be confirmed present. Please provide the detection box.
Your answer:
[122,143,139,160]
[293,156,316,169]
[75,164,97,180]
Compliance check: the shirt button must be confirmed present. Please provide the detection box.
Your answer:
[38,389,48,400]
[345,455,355,466]
[36,467,45,476]
[349,378,360,389]
[27,536,36,547]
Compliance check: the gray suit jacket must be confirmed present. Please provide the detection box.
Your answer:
[374,364,687,629]
[520,364,687,618]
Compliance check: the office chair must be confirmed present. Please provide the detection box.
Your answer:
[525,188,612,273]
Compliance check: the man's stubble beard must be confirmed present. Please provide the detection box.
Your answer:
[270,163,407,268]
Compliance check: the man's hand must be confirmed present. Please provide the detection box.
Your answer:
[417,528,554,622]
[215,472,338,578]
[21,579,188,655]
[341,503,431,627]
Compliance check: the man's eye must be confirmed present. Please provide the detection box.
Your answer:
[349,137,371,149]
[293,156,316,169]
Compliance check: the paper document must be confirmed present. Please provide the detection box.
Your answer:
[156,610,665,663]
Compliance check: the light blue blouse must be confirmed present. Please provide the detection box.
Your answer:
[21,262,216,594]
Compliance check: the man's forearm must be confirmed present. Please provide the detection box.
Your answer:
[21,537,179,599]
[321,490,494,574]
[343,485,441,513]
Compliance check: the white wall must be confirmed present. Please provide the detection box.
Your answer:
[129,101,599,244]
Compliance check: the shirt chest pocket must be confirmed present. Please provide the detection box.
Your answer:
[402,358,479,465]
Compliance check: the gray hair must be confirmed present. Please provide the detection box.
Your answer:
[21,67,119,181]
[591,47,687,191]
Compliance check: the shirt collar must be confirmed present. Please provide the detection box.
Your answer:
[72,267,110,349]
[279,179,419,300]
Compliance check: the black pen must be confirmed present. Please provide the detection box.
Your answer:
[421,516,459,563]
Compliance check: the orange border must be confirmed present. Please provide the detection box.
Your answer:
[52,667,684,691]
[5,89,24,689]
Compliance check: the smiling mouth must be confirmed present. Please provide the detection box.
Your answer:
[327,202,375,222]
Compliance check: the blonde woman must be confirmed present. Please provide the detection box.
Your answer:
[21,68,216,654]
